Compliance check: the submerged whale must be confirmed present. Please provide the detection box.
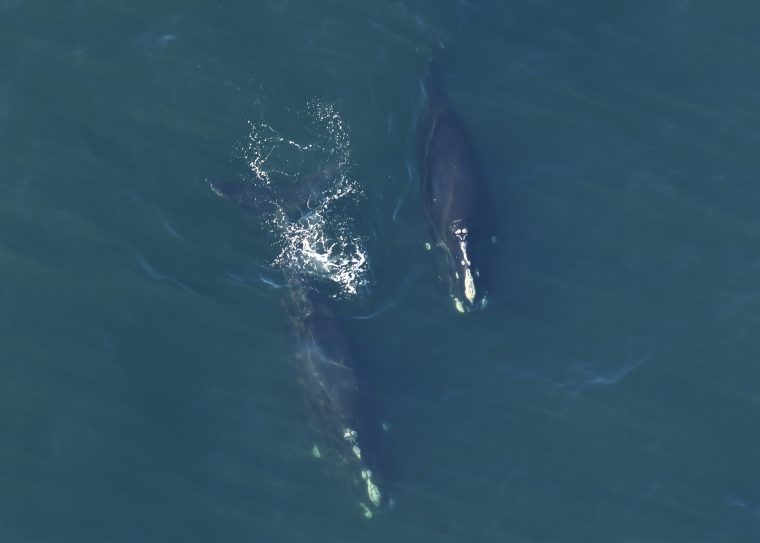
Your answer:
[210,173,385,517]
[288,284,384,517]
[420,63,487,313]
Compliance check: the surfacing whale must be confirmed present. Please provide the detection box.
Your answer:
[420,62,487,313]
[288,283,385,517]
[210,170,386,517]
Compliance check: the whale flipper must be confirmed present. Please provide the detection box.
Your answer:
[208,179,265,210]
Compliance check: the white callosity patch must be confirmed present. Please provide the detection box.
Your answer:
[459,240,471,266]
[454,226,477,304]
[343,427,362,460]
[463,267,476,304]
[345,428,381,508]
[361,469,382,508]
[239,101,370,298]
[455,227,471,266]
[359,502,373,519]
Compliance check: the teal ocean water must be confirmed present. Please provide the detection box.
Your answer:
[2,1,760,541]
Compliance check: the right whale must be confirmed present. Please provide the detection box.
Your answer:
[420,62,487,313]
[210,169,386,517]
[288,283,385,518]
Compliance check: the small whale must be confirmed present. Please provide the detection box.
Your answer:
[420,62,487,313]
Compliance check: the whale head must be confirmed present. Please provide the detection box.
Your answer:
[444,219,485,313]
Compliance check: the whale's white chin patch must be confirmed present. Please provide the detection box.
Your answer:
[361,469,382,508]
[464,267,476,304]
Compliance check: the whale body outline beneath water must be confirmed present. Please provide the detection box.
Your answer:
[209,164,388,518]
[287,282,387,518]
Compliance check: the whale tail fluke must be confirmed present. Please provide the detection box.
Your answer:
[209,161,342,220]
[208,179,261,209]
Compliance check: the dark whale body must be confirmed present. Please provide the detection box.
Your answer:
[421,64,486,312]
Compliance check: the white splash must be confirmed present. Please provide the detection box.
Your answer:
[239,101,370,298]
